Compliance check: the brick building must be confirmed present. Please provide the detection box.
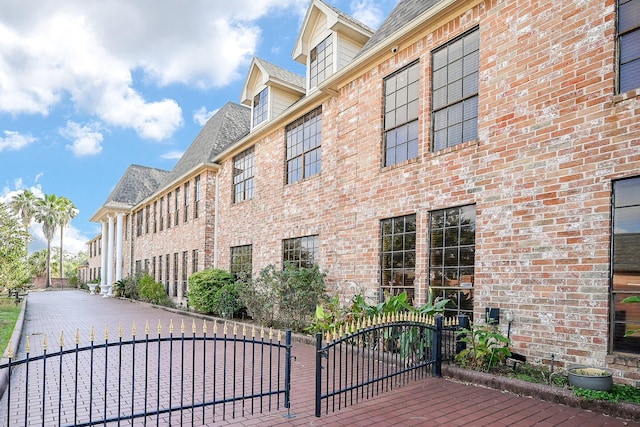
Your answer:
[89,0,640,382]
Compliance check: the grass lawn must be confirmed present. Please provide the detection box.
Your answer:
[0,297,21,357]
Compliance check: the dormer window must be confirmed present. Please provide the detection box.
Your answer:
[310,36,333,88]
[252,88,268,127]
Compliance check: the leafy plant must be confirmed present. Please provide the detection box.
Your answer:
[212,283,246,318]
[113,276,139,300]
[573,384,640,404]
[187,269,235,314]
[138,274,173,307]
[456,322,511,371]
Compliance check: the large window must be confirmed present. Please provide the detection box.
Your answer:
[428,205,476,318]
[194,175,201,219]
[167,192,172,229]
[384,62,419,167]
[618,0,640,93]
[136,210,143,237]
[182,251,188,297]
[153,201,157,233]
[230,245,253,277]
[286,107,322,184]
[253,88,268,127]
[192,249,199,274]
[380,214,416,300]
[432,28,479,151]
[283,235,319,268]
[310,36,333,88]
[145,206,150,234]
[184,182,190,222]
[611,177,640,353]
[174,187,180,226]
[159,197,164,231]
[233,147,255,203]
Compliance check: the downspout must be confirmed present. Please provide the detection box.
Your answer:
[213,173,219,268]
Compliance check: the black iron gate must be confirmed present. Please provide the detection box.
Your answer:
[315,313,462,417]
[0,320,292,426]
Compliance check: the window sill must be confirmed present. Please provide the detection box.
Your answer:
[429,139,480,159]
[606,353,640,367]
[612,88,640,105]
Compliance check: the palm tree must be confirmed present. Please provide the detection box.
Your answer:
[57,197,78,279]
[34,194,61,288]
[10,189,36,263]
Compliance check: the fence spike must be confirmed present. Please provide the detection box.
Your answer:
[90,326,95,343]
[169,319,174,334]
[192,319,197,334]
[260,326,265,339]
[277,330,282,341]
[223,322,228,335]
[75,329,80,345]
[338,324,344,338]
[59,331,64,348]
[233,323,238,336]
[43,334,48,351]
[105,324,109,341]
[6,341,12,359]
[157,320,162,335]
[132,321,137,337]
[118,322,123,338]
[251,325,256,338]
[203,320,208,334]
[145,320,150,336]
[269,328,274,340]
[324,331,331,343]
[181,319,185,335]
[25,336,31,353]
[214,320,218,334]
[242,324,247,338]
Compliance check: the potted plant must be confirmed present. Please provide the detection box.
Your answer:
[567,366,613,391]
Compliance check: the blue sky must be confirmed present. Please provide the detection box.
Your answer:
[0,0,398,254]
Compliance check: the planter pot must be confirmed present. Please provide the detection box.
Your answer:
[567,367,613,392]
[88,283,98,295]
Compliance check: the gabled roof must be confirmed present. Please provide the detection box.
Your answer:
[359,0,443,55]
[240,57,305,106]
[292,0,374,64]
[165,102,250,183]
[91,164,170,219]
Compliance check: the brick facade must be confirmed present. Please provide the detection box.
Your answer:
[90,0,640,382]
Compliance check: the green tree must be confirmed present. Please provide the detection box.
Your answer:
[9,189,36,263]
[56,197,78,279]
[35,194,62,288]
[28,249,48,278]
[0,202,29,290]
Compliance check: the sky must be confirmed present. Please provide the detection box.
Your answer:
[0,0,398,255]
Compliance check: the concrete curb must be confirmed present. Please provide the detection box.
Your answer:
[0,294,28,401]
[442,365,640,423]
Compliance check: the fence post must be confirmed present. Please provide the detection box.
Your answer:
[456,314,470,355]
[433,314,443,377]
[314,333,323,418]
[284,330,292,411]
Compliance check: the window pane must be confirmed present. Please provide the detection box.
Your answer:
[620,0,640,33]
[285,107,322,183]
[620,59,640,93]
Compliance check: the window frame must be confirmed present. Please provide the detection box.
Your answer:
[230,245,253,277]
[252,87,269,127]
[233,147,255,203]
[194,175,201,219]
[285,107,322,184]
[310,35,334,88]
[283,235,319,269]
[380,214,417,301]
[184,182,190,223]
[618,0,640,93]
[431,27,480,152]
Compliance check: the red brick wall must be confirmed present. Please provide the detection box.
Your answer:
[214,0,639,381]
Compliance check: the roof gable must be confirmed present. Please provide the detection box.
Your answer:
[240,57,305,107]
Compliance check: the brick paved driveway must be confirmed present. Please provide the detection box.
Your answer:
[1,290,638,426]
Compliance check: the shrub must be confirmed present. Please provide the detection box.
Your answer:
[187,269,235,314]
[238,264,327,332]
[212,283,246,318]
[137,274,173,307]
[113,276,139,300]
[456,323,511,371]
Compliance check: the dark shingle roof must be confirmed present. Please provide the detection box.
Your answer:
[166,102,250,182]
[359,0,443,55]
[254,57,305,90]
[103,164,170,209]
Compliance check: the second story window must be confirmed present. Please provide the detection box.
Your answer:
[159,197,164,231]
[310,36,333,88]
[136,210,143,237]
[167,192,172,229]
[145,206,150,234]
[384,62,419,167]
[194,175,201,219]
[233,147,255,203]
[174,187,180,226]
[184,182,190,222]
[153,201,157,233]
[432,28,479,151]
[286,107,322,184]
[253,88,269,127]
[618,0,640,93]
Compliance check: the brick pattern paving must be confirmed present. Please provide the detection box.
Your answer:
[1,290,638,426]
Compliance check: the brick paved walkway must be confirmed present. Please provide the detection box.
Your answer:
[1,290,638,426]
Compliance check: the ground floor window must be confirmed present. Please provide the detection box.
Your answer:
[230,245,252,277]
[612,177,640,354]
[283,235,319,268]
[428,205,475,318]
[380,214,416,301]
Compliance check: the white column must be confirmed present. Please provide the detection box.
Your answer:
[104,215,115,297]
[100,221,108,295]
[116,212,124,282]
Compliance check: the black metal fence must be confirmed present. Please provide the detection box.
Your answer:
[315,313,464,417]
[0,320,292,426]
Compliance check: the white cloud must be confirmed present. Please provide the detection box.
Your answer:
[193,107,219,126]
[0,1,308,141]
[0,130,36,152]
[160,150,184,160]
[61,121,104,156]
[350,0,386,28]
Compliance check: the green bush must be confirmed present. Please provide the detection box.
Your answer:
[212,283,246,318]
[137,274,172,307]
[113,276,139,299]
[238,264,326,332]
[187,269,235,314]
